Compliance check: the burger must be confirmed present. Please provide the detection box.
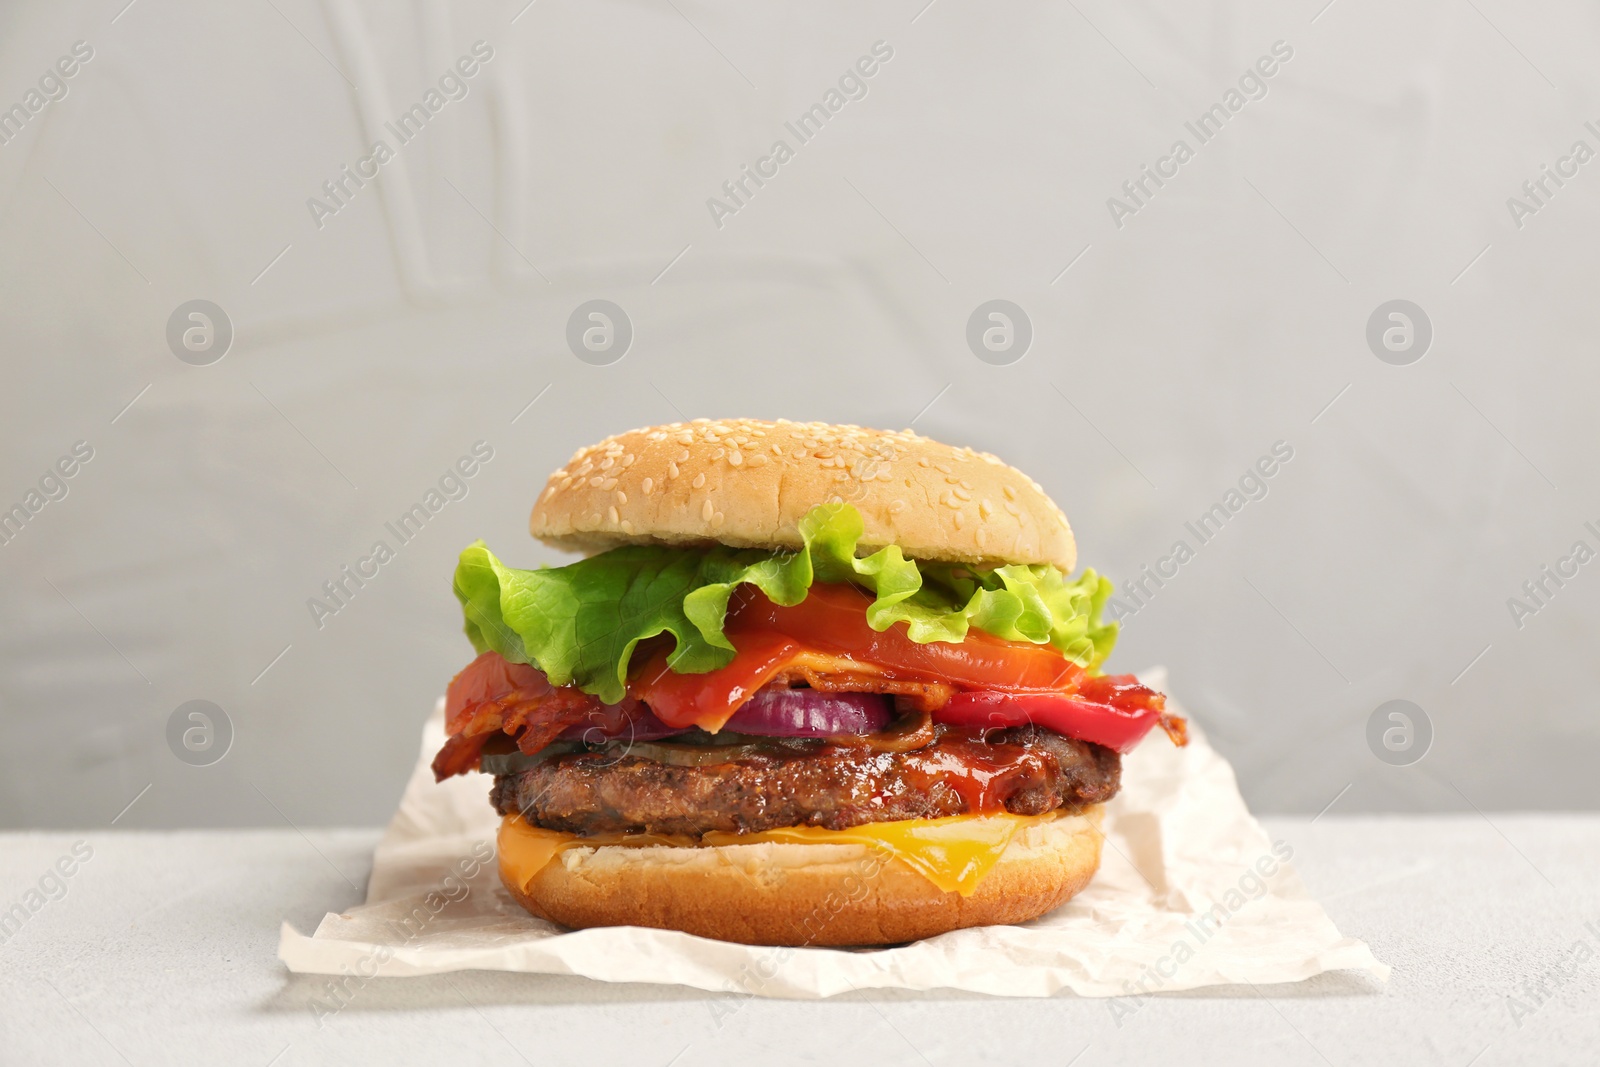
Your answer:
[433,419,1185,946]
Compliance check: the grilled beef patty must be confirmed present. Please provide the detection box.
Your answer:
[490,724,1120,837]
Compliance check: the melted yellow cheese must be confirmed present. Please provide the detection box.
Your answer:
[498,815,568,890]
[498,810,1063,897]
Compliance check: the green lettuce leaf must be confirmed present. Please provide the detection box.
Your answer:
[454,502,1117,704]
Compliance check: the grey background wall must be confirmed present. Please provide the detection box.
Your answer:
[3,0,1597,828]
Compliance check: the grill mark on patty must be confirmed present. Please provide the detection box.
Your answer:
[491,725,1120,837]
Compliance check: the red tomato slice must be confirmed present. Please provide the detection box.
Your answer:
[728,583,1086,692]
[934,680,1181,754]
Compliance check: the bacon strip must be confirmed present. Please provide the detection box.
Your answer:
[1159,713,1189,747]
[511,690,606,754]
[433,652,611,780]
[431,731,492,781]
[769,663,955,712]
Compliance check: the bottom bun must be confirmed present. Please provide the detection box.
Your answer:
[501,806,1104,946]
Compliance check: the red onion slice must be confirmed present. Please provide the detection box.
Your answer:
[722,687,892,737]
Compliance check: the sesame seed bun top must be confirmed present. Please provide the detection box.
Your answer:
[529,419,1077,571]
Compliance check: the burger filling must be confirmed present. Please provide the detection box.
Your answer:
[434,503,1184,864]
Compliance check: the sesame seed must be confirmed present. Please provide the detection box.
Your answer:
[712,511,725,528]
[642,477,654,494]
[979,499,993,519]
[600,478,618,491]
[607,506,620,523]
[692,473,706,489]
[668,462,680,478]
[729,451,743,466]
[748,453,767,467]
[589,476,605,488]
[616,490,627,505]
[701,500,714,521]
[712,447,725,460]
[600,457,615,470]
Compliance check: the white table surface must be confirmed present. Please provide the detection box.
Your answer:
[2,816,1596,1066]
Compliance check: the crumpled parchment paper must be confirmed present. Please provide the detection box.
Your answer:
[278,671,1387,997]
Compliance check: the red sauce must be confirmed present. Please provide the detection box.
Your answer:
[892,728,1055,813]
